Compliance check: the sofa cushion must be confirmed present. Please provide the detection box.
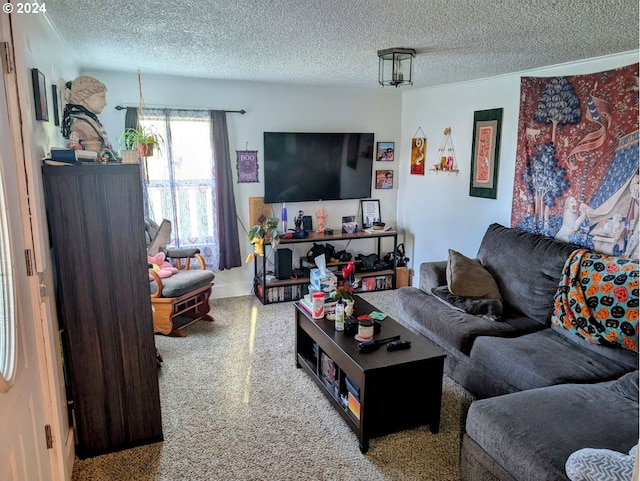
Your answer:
[446,249,501,299]
[551,249,639,352]
[470,329,634,391]
[476,223,579,325]
[431,286,503,319]
[465,376,639,481]
[149,269,215,297]
[610,370,640,402]
[419,260,448,293]
[397,287,543,355]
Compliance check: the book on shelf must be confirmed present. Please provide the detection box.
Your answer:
[345,376,360,401]
[48,147,98,163]
[299,296,314,315]
[347,392,361,419]
[320,352,337,387]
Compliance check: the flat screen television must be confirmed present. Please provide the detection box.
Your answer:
[263,132,374,203]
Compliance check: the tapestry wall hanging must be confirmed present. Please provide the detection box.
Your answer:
[236,150,259,183]
[511,63,639,257]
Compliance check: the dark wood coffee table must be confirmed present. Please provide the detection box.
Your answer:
[295,295,446,452]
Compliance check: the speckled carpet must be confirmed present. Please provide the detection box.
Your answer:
[71,291,472,481]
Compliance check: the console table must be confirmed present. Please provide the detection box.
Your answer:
[295,295,445,452]
[253,230,397,304]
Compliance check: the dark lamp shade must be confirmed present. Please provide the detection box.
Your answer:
[377,48,416,87]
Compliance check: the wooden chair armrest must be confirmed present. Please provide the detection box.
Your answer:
[193,252,206,270]
[148,269,164,298]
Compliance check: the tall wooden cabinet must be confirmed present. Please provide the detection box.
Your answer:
[42,164,163,458]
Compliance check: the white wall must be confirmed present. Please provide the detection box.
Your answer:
[82,71,403,297]
[397,51,639,283]
[15,14,78,269]
[12,12,80,480]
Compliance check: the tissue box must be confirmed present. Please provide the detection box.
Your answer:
[310,268,337,292]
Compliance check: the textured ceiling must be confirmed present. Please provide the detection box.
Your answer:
[45,0,639,89]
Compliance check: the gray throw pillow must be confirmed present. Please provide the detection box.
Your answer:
[446,249,501,299]
[431,286,503,320]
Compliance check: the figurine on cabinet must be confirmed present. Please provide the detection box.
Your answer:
[61,75,118,162]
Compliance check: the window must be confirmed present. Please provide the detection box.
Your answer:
[0,165,16,392]
[140,110,219,270]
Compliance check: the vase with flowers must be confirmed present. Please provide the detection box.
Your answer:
[331,261,358,316]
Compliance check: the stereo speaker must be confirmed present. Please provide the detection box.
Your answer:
[275,248,293,280]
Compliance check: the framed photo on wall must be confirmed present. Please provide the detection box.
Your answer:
[51,84,61,126]
[375,170,393,189]
[470,108,503,199]
[360,199,381,228]
[376,142,394,161]
[31,68,48,121]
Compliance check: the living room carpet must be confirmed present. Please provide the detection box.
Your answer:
[71,290,472,481]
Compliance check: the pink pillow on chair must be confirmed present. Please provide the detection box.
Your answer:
[148,252,178,280]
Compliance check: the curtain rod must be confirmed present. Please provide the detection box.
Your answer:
[114,105,246,114]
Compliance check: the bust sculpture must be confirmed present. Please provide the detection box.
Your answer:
[61,75,118,162]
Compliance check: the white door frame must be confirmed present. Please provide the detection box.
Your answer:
[2,13,72,480]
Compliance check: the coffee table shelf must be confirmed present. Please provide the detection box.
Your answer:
[294,295,445,453]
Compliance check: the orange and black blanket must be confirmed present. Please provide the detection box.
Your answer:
[551,249,639,352]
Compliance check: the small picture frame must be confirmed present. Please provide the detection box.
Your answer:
[360,199,381,228]
[470,108,503,199]
[376,142,394,161]
[51,84,61,126]
[375,170,393,189]
[341,216,358,234]
[31,68,48,121]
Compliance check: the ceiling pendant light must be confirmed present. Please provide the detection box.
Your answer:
[377,48,416,87]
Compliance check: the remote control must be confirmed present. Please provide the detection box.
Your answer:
[387,340,411,351]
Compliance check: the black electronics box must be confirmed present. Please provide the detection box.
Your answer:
[275,248,293,280]
[302,215,313,232]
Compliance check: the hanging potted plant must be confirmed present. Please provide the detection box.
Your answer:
[119,126,164,158]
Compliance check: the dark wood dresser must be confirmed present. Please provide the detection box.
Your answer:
[42,164,163,458]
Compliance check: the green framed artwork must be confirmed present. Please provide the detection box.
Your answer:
[469,108,503,199]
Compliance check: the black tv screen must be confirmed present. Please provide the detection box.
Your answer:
[263,132,374,203]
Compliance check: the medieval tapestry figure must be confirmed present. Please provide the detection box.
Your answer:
[511,63,639,258]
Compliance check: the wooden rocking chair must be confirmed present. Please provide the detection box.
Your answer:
[145,218,215,337]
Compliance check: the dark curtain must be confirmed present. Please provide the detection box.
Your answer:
[124,107,138,129]
[210,110,242,269]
